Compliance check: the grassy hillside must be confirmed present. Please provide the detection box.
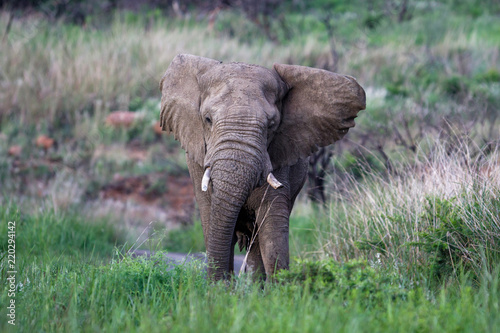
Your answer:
[1,1,500,331]
[1,4,498,214]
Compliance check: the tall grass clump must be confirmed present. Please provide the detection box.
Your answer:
[322,137,500,283]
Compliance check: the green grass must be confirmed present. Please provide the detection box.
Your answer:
[162,220,206,253]
[2,137,499,331]
[2,240,499,332]
[0,203,127,260]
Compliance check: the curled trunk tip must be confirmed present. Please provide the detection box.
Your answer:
[267,173,283,189]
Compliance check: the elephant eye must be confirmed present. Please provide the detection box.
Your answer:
[268,120,275,129]
[205,116,212,125]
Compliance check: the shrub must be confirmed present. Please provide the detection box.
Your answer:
[474,68,500,83]
[277,259,407,305]
[441,75,470,97]
[409,196,500,281]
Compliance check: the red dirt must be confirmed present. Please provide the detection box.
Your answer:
[100,172,195,224]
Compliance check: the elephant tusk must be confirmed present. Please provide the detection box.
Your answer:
[201,167,211,192]
[267,173,283,189]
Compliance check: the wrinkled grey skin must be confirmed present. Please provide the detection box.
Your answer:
[160,54,366,281]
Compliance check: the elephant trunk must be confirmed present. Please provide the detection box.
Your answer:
[206,133,265,280]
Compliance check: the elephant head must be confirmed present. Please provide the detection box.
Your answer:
[160,54,365,280]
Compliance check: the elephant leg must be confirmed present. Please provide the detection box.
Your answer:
[257,193,291,277]
[234,211,266,278]
[257,159,308,277]
[244,237,266,278]
[252,168,292,277]
[289,158,309,207]
[245,168,293,278]
[186,156,212,248]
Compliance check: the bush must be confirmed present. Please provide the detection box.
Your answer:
[277,259,407,304]
[409,196,500,281]
[474,69,500,83]
[441,76,470,97]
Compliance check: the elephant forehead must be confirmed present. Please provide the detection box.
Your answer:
[201,63,284,96]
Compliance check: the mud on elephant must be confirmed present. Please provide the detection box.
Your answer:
[159,54,366,281]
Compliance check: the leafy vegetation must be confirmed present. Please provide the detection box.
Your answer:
[412,196,500,281]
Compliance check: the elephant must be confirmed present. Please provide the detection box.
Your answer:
[159,54,365,281]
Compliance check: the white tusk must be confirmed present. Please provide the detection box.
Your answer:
[267,173,283,189]
[201,167,211,192]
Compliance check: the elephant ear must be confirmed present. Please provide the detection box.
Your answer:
[160,54,221,166]
[270,64,366,169]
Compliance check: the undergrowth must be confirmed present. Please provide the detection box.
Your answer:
[1,247,498,332]
[321,138,500,286]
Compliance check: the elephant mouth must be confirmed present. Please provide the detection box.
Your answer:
[338,128,350,135]
[339,116,358,135]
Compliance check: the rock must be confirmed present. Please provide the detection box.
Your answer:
[35,135,55,150]
[8,145,22,156]
[153,121,163,135]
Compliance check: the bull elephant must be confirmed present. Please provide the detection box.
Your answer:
[159,54,365,281]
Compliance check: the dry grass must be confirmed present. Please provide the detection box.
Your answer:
[0,12,328,126]
[2,10,498,130]
[321,137,500,278]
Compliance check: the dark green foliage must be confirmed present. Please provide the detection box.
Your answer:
[441,75,470,97]
[474,68,500,83]
[355,234,388,255]
[386,82,409,98]
[448,0,500,16]
[334,150,386,179]
[415,198,473,279]
[362,12,384,30]
[277,259,407,303]
[409,196,500,281]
